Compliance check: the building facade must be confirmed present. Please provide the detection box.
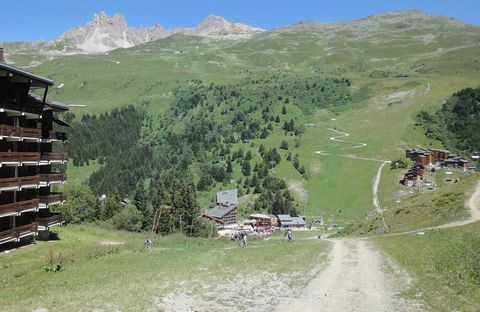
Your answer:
[203,189,238,225]
[0,54,69,246]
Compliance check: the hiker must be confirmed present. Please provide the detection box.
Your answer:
[144,237,153,249]
[285,228,293,241]
[240,231,248,246]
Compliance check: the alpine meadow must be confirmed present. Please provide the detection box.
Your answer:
[1,7,480,312]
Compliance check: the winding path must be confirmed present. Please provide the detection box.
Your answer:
[382,180,480,238]
[325,128,367,150]
[314,127,390,218]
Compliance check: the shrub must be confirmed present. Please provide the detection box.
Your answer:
[191,219,218,238]
[44,249,65,272]
[53,183,98,223]
[111,204,143,232]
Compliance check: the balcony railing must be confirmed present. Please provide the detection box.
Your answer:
[0,199,39,217]
[0,176,40,190]
[36,213,64,229]
[39,193,65,206]
[0,223,38,244]
[0,125,41,140]
[0,152,41,164]
[41,152,68,163]
[48,131,68,142]
[39,173,67,184]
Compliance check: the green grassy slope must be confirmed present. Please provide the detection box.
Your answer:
[0,225,329,311]
[374,222,480,312]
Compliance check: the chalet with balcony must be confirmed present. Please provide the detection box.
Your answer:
[0,49,69,246]
[405,147,468,169]
[202,189,238,225]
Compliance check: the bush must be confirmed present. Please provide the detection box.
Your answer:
[44,249,64,272]
[53,183,98,223]
[191,219,218,238]
[111,204,143,232]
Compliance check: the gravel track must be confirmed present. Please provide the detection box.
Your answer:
[274,240,423,312]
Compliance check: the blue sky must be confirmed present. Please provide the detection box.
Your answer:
[1,0,479,41]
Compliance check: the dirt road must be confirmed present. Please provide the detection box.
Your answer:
[275,240,422,312]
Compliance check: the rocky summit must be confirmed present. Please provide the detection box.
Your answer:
[26,12,264,54]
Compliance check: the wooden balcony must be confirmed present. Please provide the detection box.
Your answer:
[0,175,40,191]
[38,193,65,208]
[0,124,41,141]
[39,173,67,185]
[0,152,41,166]
[36,213,64,230]
[0,223,38,245]
[41,152,68,164]
[0,199,39,217]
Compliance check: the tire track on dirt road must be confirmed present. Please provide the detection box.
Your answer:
[274,239,423,312]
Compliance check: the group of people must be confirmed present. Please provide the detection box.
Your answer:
[233,228,294,246]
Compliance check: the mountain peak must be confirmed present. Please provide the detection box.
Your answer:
[52,12,262,53]
[188,15,263,38]
[202,15,227,22]
[90,12,127,27]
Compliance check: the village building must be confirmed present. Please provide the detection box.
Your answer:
[276,214,306,228]
[405,147,468,169]
[401,164,425,186]
[0,50,69,246]
[249,213,278,227]
[402,147,470,186]
[202,189,238,225]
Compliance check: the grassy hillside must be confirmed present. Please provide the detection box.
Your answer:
[338,173,478,235]
[12,10,480,226]
[0,225,329,311]
[375,222,480,312]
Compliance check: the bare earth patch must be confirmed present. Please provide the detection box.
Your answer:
[288,180,308,202]
[310,160,322,173]
[98,240,125,246]
[152,272,296,312]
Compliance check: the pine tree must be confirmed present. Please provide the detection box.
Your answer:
[258,144,266,157]
[101,193,121,221]
[133,182,151,229]
[226,159,233,173]
[242,160,251,176]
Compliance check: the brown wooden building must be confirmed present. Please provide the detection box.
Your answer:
[0,54,69,246]
[203,189,238,225]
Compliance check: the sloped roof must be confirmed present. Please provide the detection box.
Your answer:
[249,213,271,219]
[29,94,69,112]
[280,217,306,226]
[205,204,237,219]
[0,62,54,87]
[276,214,292,221]
[291,217,306,225]
[216,189,238,205]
